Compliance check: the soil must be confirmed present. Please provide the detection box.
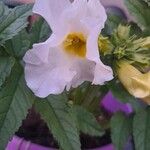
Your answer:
[16,107,112,149]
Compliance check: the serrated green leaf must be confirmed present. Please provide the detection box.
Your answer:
[35,95,81,150]
[124,0,150,30]
[0,56,15,87]
[0,63,35,149]
[72,106,104,137]
[111,112,132,150]
[0,3,32,43]
[4,18,51,58]
[133,108,150,150]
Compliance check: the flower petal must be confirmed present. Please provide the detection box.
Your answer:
[117,61,150,101]
[24,41,50,64]
[24,46,76,98]
[62,0,88,21]
[87,0,107,27]
[59,0,88,34]
[80,0,107,32]
[86,27,100,62]
[86,26,113,84]
[93,63,113,85]
[34,67,75,97]
[68,58,95,88]
[85,0,107,61]
[131,72,150,98]
[33,0,71,32]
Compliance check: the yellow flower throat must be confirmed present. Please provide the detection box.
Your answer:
[63,33,86,58]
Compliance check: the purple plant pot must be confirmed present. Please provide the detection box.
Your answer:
[6,136,115,150]
[6,136,53,150]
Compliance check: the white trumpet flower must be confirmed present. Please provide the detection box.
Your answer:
[24,0,113,98]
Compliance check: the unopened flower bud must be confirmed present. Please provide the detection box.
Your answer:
[98,35,113,55]
[117,61,150,104]
[117,25,130,40]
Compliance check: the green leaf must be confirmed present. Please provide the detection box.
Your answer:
[133,108,150,150]
[0,3,32,43]
[69,82,107,114]
[0,56,15,87]
[0,63,35,149]
[0,45,8,56]
[108,81,142,112]
[111,112,132,150]
[72,106,104,136]
[4,18,51,58]
[0,2,10,20]
[108,80,133,103]
[4,29,30,58]
[124,0,150,30]
[35,95,81,150]
[29,18,51,44]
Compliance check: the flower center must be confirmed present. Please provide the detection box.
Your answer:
[63,32,86,58]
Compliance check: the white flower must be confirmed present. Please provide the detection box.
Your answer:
[24,0,113,98]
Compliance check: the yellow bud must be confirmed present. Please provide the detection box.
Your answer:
[117,61,150,104]
[117,25,130,40]
[98,35,113,55]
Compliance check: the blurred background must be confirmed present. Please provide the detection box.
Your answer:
[4,0,133,20]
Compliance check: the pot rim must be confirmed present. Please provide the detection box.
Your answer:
[6,136,114,150]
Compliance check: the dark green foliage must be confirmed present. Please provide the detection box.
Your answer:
[0,2,32,44]
[35,95,81,150]
[111,112,132,150]
[0,63,35,149]
[133,108,150,150]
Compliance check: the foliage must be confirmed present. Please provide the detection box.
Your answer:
[0,0,149,150]
[0,2,51,148]
[69,83,108,114]
[0,2,32,44]
[133,108,150,150]
[102,11,126,36]
[35,95,81,150]
[0,63,35,149]
[111,112,132,150]
[124,0,150,31]
[0,56,15,87]
[71,106,104,136]
[107,80,142,112]
[4,18,51,58]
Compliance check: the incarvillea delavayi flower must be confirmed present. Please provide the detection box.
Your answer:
[24,0,113,98]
